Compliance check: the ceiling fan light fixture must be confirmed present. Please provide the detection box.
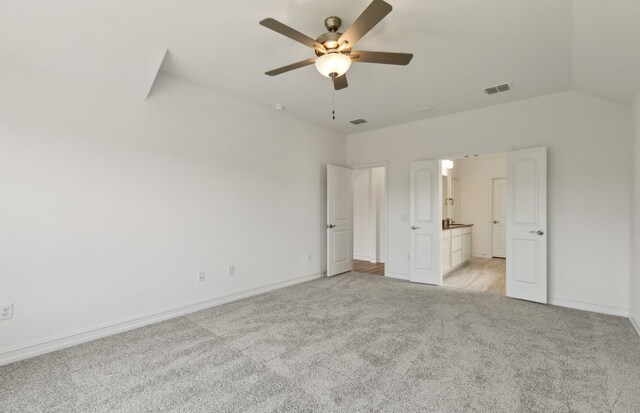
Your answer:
[315,52,351,78]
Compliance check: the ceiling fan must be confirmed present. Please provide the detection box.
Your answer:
[259,0,413,91]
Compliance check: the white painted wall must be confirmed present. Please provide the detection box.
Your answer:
[352,167,385,263]
[347,91,633,315]
[457,154,507,257]
[631,92,640,331]
[0,64,345,363]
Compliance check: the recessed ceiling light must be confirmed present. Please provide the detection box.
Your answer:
[274,104,286,110]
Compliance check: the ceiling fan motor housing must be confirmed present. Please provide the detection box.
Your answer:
[315,32,343,55]
[315,16,349,55]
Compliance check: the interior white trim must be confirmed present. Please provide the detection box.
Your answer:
[630,316,640,338]
[0,272,322,367]
[385,272,410,281]
[548,296,629,317]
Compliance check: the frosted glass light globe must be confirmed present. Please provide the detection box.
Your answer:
[315,53,352,78]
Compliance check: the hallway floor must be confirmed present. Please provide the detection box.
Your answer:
[443,257,506,295]
[353,260,384,276]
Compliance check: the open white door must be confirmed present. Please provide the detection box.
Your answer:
[506,147,547,303]
[327,165,352,277]
[410,160,442,285]
[492,178,507,258]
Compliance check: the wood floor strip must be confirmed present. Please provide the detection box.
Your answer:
[353,260,384,276]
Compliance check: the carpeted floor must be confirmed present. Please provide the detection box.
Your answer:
[2,272,639,412]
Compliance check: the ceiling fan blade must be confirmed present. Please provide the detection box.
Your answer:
[265,58,316,76]
[260,18,325,51]
[350,51,413,65]
[338,0,393,47]
[333,74,348,90]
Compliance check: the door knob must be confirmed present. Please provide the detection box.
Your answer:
[411,226,420,230]
[493,220,499,224]
[327,224,336,229]
[529,230,544,235]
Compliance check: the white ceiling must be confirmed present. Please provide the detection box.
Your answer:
[2,1,639,134]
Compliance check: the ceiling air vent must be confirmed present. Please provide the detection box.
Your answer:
[484,83,512,95]
[350,118,367,125]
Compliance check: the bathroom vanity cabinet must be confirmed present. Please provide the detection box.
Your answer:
[442,225,472,275]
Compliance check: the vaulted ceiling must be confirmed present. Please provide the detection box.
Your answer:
[2,1,639,134]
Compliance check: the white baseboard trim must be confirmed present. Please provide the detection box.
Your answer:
[630,316,640,337]
[353,254,375,262]
[472,252,490,258]
[385,272,410,281]
[548,296,629,317]
[0,272,323,366]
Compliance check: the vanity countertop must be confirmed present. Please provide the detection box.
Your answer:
[442,224,473,230]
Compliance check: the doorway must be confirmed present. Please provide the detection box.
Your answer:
[440,154,507,295]
[326,164,388,277]
[352,166,386,276]
[409,147,548,303]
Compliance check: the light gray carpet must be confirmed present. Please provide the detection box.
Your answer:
[2,273,639,412]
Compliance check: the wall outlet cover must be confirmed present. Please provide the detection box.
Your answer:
[227,265,234,276]
[1,303,13,320]
[198,271,205,282]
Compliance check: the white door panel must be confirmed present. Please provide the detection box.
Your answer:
[492,178,507,258]
[410,160,442,285]
[506,147,547,303]
[327,165,352,277]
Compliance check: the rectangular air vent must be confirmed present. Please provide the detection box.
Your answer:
[350,118,367,125]
[484,83,512,95]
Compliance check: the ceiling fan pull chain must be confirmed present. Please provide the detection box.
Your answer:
[332,81,336,120]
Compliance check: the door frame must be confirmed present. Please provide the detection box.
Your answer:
[490,176,507,258]
[349,161,389,277]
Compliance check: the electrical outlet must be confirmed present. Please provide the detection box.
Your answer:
[197,271,205,282]
[307,253,312,261]
[1,303,13,320]
[227,265,234,276]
